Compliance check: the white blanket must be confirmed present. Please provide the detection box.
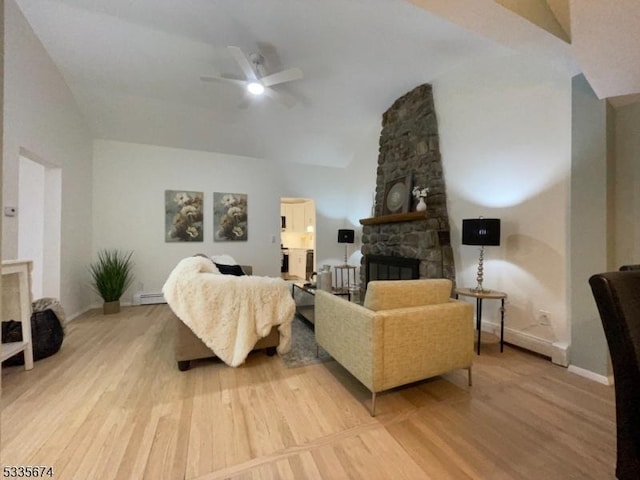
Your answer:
[162,256,295,367]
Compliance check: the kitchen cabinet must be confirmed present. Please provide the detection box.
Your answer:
[281,203,309,233]
[289,249,307,279]
[291,204,305,232]
[281,204,293,231]
[304,202,315,231]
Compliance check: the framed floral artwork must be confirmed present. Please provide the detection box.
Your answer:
[165,190,204,242]
[214,192,248,241]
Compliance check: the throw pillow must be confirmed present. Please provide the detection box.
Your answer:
[211,254,238,266]
[214,263,246,276]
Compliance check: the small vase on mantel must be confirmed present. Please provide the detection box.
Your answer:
[416,196,427,212]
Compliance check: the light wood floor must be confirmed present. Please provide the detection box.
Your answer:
[2,305,616,479]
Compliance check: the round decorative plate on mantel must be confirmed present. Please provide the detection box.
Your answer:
[382,174,412,215]
[385,182,406,213]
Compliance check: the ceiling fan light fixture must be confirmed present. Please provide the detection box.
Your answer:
[201,46,302,108]
[247,82,265,95]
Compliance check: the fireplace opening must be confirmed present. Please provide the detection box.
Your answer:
[365,255,420,286]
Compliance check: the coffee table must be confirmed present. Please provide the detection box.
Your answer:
[291,282,350,324]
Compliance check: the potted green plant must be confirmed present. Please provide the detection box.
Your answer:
[89,249,134,314]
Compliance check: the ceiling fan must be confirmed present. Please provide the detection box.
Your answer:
[200,46,303,108]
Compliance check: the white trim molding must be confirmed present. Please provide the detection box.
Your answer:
[567,365,614,385]
[482,322,569,366]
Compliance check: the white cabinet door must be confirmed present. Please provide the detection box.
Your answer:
[292,204,305,232]
[281,204,293,231]
[289,250,299,278]
[303,202,315,231]
[289,250,306,279]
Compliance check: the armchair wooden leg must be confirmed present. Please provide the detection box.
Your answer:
[467,366,473,386]
[370,392,377,417]
[177,360,190,372]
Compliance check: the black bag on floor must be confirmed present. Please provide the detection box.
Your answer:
[2,309,64,366]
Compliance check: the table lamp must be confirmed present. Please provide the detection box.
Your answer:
[337,229,355,265]
[462,218,500,292]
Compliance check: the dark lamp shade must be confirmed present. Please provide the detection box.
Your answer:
[337,229,355,244]
[462,218,501,246]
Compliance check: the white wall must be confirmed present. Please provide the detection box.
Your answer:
[4,0,93,318]
[273,157,353,275]
[92,140,352,299]
[342,120,382,280]
[569,74,611,379]
[18,156,45,298]
[432,54,572,360]
[613,102,640,267]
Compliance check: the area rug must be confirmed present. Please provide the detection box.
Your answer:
[280,315,331,368]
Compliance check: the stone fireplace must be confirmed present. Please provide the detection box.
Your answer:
[360,83,455,287]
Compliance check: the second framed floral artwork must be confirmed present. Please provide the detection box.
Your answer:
[213,192,248,241]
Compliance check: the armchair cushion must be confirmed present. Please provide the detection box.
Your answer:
[363,279,452,311]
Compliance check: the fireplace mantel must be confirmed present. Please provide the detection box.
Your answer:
[359,211,426,226]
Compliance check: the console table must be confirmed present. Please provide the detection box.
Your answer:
[1,260,34,370]
[455,288,507,355]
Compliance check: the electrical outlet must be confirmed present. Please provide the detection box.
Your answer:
[538,309,551,325]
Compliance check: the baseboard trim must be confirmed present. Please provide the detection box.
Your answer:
[567,365,613,385]
[66,306,93,323]
[482,321,569,366]
[68,300,136,321]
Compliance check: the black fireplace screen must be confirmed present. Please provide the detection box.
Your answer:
[365,255,420,285]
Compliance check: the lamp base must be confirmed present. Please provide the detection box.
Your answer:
[474,246,488,293]
[472,286,493,294]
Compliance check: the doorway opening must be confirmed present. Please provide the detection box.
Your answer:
[18,151,61,300]
[280,197,316,281]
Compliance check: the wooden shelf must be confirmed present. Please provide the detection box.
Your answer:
[1,341,28,361]
[359,211,427,226]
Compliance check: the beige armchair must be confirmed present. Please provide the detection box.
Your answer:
[315,279,474,415]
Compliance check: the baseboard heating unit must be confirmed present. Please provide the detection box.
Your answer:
[132,292,166,305]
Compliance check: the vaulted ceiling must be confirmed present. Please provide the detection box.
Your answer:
[14,0,640,167]
[410,0,640,104]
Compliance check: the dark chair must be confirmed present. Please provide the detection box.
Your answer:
[589,270,640,479]
[619,265,640,271]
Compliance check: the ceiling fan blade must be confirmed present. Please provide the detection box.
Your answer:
[228,46,257,82]
[261,67,303,87]
[220,73,245,81]
[264,87,297,108]
[200,75,246,88]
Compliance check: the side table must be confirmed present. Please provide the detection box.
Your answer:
[334,265,357,290]
[455,288,507,355]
